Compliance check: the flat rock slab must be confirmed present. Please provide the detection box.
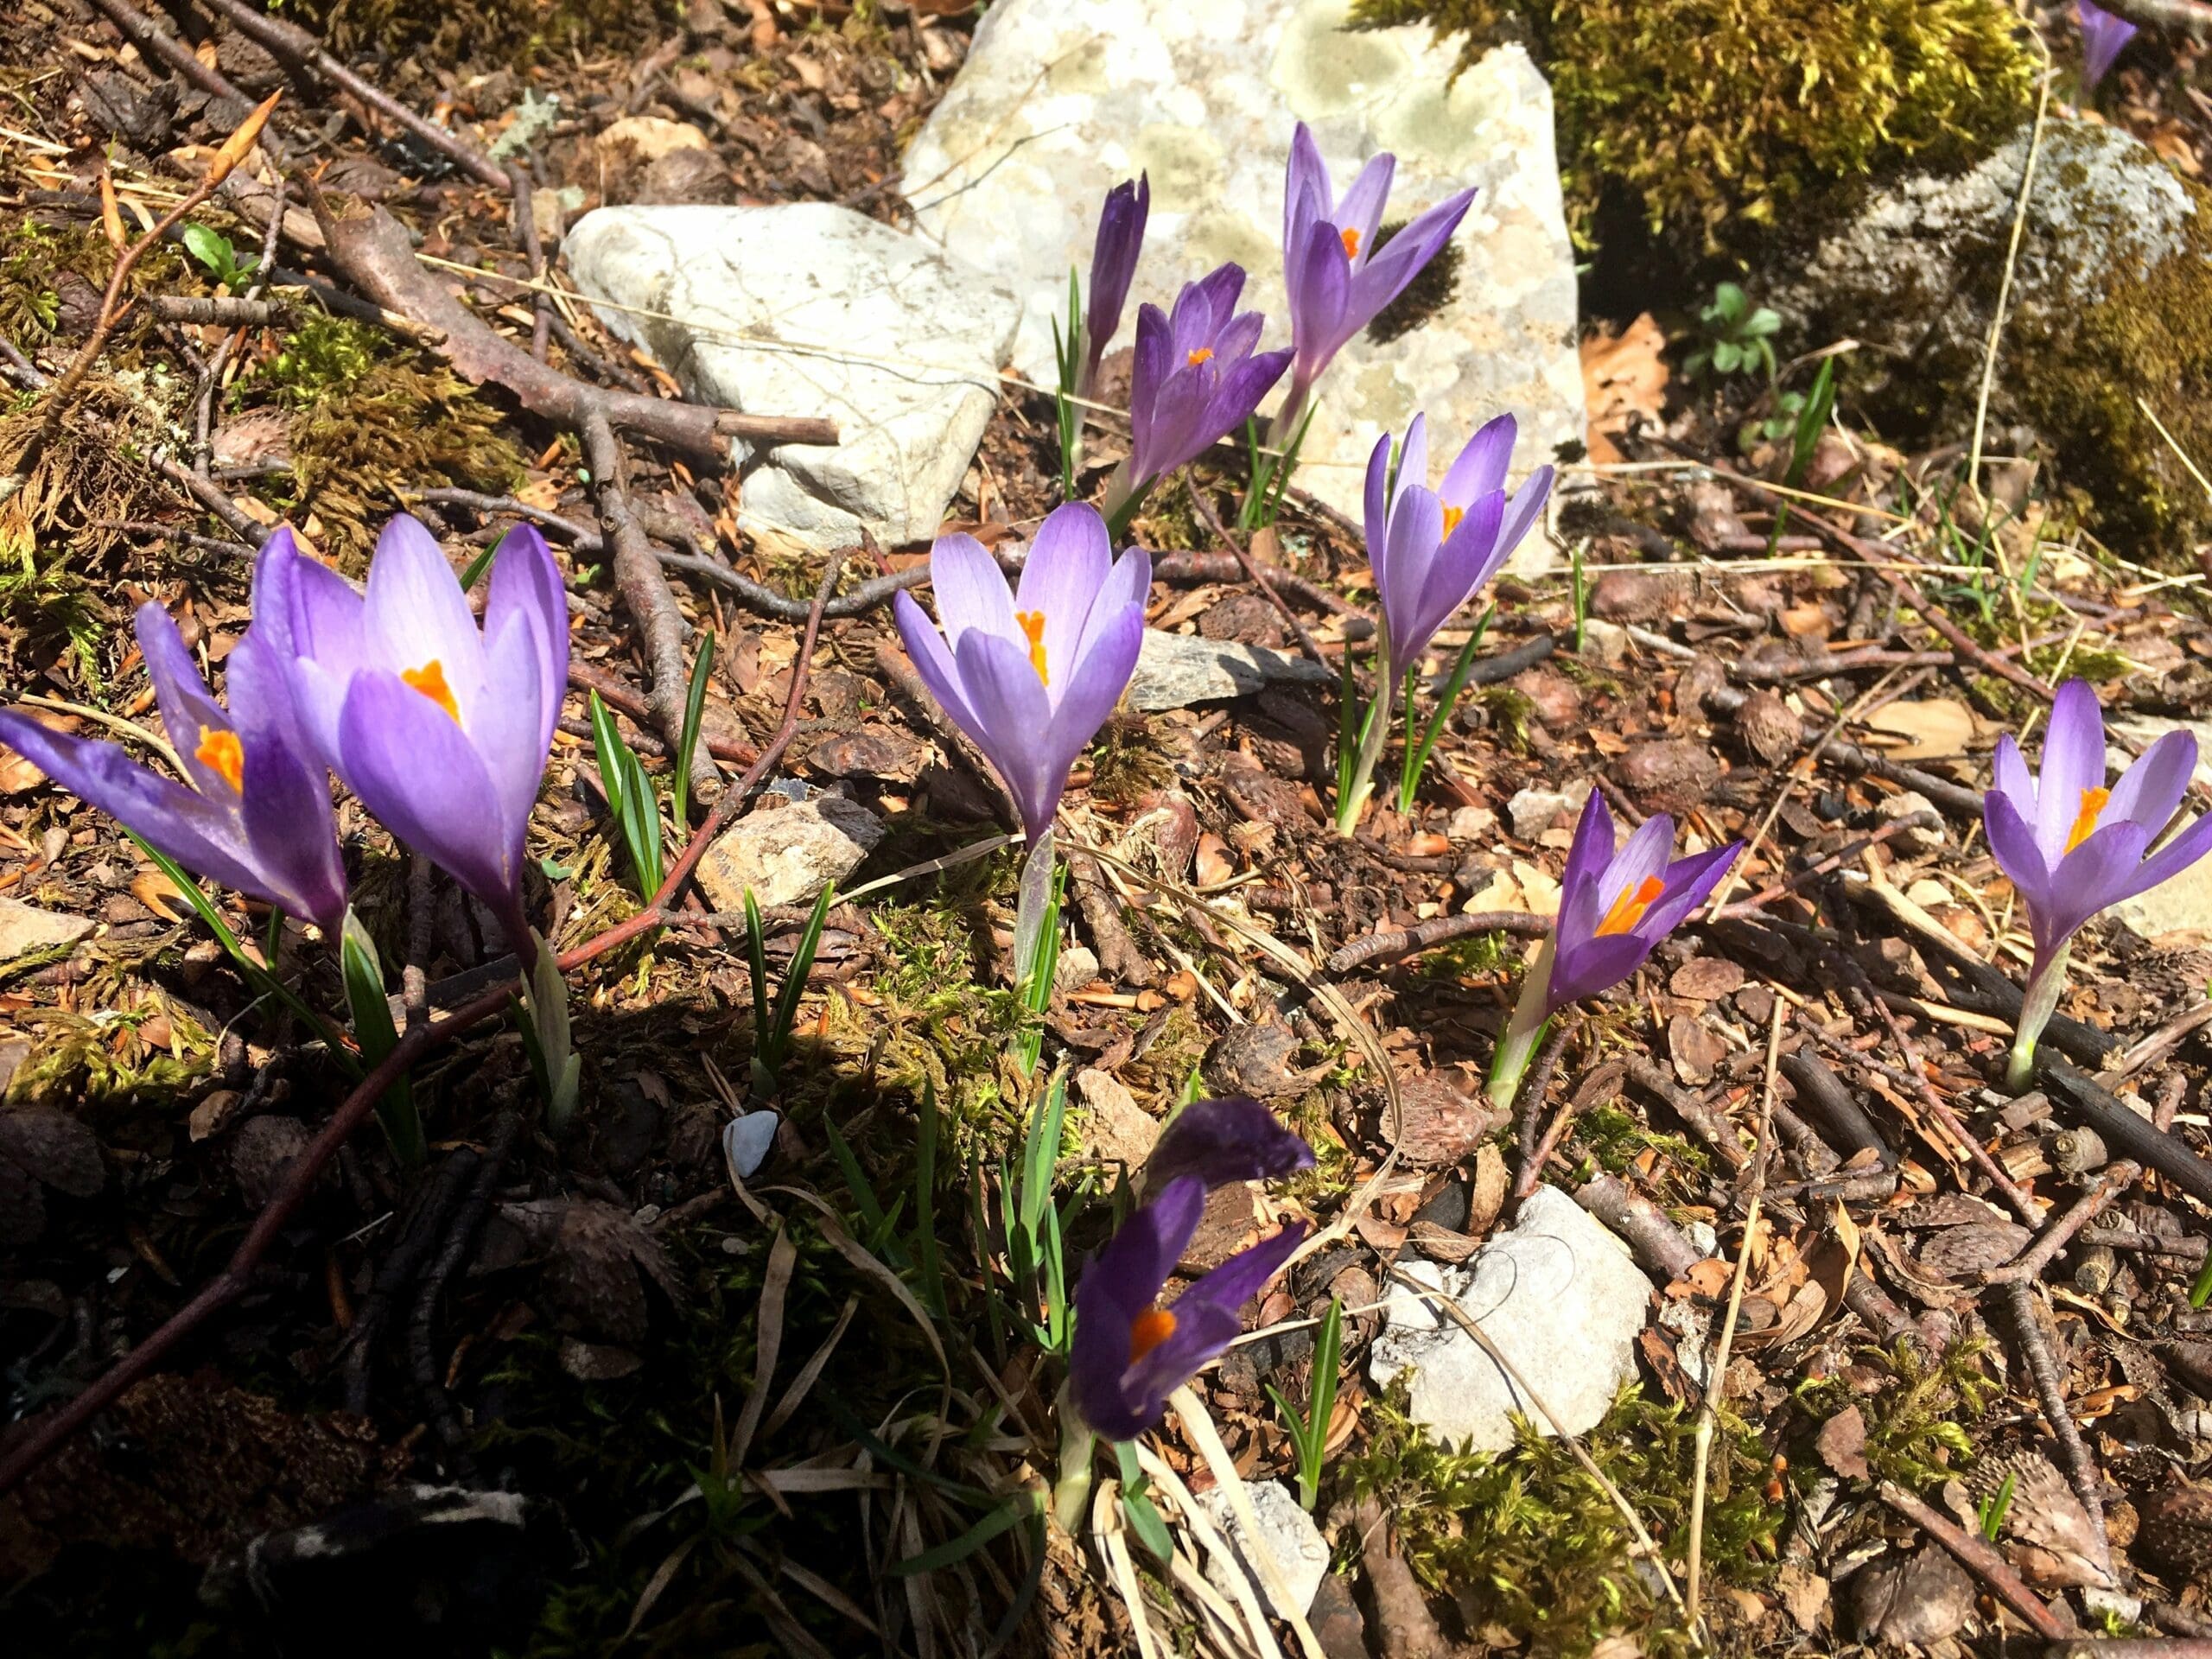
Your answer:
[1199,1479,1331,1618]
[1370,1184,1649,1452]
[563,203,1021,551]
[0,897,92,963]
[1128,628,1330,711]
[900,0,1583,537]
[695,797,885,911]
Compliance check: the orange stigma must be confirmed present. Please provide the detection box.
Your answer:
[1339,226,1361,258]
[401,659,461,723]
[1128,1307,1177,1364]
[1596,875,1665,938]
[1016,610,1050,686]
[1441,504,1465,539]
[194,725,245,794]
[2064,785,2111,855]
[1185,346,1215,366]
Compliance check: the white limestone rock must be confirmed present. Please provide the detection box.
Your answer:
[900,0,1583,543]
[0,897,92,963]
[1370,1185,1650,1451]
[1199,1479,1332,1618]
[1127,628,1330,711]
[694,797,884,911]
[562,203,1021,551]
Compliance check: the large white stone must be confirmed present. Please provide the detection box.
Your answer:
[1199,1479,1332,1618]
[899,0,1583,536]
[563,203,1022,550]
[1370,1184,1649,1452]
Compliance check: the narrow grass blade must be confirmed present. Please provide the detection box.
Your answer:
[671,632,715,831]
[340,908,420,1163]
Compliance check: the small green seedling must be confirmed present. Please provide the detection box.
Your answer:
[1051,268,1084,495]
[743,882,834,1095]
[2190,1247,2212,1310]
[1977,1470,2017,1541]
[340,907,421,1163]
[588,689,664,897]
[1266,1294,1344,1511]
[180,222,259,294]
[1685,281,1781,383]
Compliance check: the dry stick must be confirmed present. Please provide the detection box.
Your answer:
[1982,1160,2137,1286]
[2039,1058,2212,1211]
[0,565,846,1496]
[410,1112,520,1448]
[1187,490,1330,669]
[1708,810,1941,920]
[1168,1387,1325,1659]
[1999,1276,2120,1586]
[1700,683,1985,819]
[1876,1481,2080,1641]
[1687,1000,1784,1643]
[567,659,759,766]
[2053,1643,2212,1659]
[1510,1019,1578,1199]
[1325,911,1551,975]
[88,0,259,127]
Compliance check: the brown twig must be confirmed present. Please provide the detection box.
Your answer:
[1511,1019,1577,1198]
[1982,1160,2137,1285]
[1709,811,1941,920]
[409,1112,520,1447]
[1325,911,1551,975]
[2040,1058,2212,1211]
[88,0,261,128]
[1875,1481,2080,1641]
[1999,1278,2115,1583]
[567,659,757,766]
[1574,1174,1705,1281]
[1187,491,1327,668]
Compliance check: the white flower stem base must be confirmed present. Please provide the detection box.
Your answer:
[1486,940,1556,1113]
[2005,942,2070,1094]
[1334,643,1395,839]
[1052,1388,1096,1534]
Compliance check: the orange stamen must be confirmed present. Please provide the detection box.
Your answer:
[2064,785,2111,855]
[1016,610,1050,686]
[1596,874,1665,938]
[1441,504,1465,539]
[401,659,461,723]
[1339,226,1361,258]
[1185,346,1215,366]
[194,725,245,794]
[1129,1306,1178,1364]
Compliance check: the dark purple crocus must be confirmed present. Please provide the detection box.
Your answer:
[1986,677,2212,1088]
[1102,263,1293,533]
[1069,1096,1313,1441]
[1082,173,1148,396]
[1277,121,1476,432]
[0,605,346,931]
[1490,791,1741,1109]
[2076,1,2139,90]
[253,516,568,954]
[893,501,1149,845]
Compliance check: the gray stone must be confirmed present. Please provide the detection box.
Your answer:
[1127,629,1330,711]
[1575,617,1628,669]
[1876,789,1945,855]
[1054,944,1103,994]
[900,0,1583,535]
[1370,1185,1649,1451]
[1076,1067,1159,1170]
[721,1110,779,1179]
[1506,779,1588,840]
[695,797,884,911]
[0,897,92,963]
[1198,1478,1332,1619]
[563,204,1021,551]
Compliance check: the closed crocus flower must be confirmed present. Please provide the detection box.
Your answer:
[253,517,568,954]
[1986,678,2212,1088]
[2076,1,2138,89]
[1082,173,1149,394]
[1490,791,1741,1109]
[1069,1096,1313,1441]
[893,502,1150,846]
[0,605,346,931]
[1106,264,1292,533]
[1278,122,1475,429]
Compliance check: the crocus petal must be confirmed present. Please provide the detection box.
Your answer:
[1290,219,1352,378]
[337,670,512,912]
[2034,678,2108,862]
[1069,1175,1207,1439]
[1073,547,1153,665]
[925,531,1021,656]
[255,537,367,767]
[1546,932,1662,1016]
[484,524,569,758]
[1145,1096,1315,1190]
[362,515,486,708]
[1121,1222,1308,1415]
[473,610,553,850]
[1016,502,1113,696]
[1378,486,1446,662]
[893,591,982,735]
[1363,431,1393,558]
[1594,812,1678,920]
[1344,188,1475,328]
[955,627,1061,839]
[1085,173,1148,359]
[1336,152,1396,260]
[1555,789,1618,944]
[1205,348,1292,445]
[1991,731,2036,815]
[2107,728,2196,836]
[1440,415,1516,507]
[1640,841,1745,938]
[1040,601,1144,811]
[1213,308,1268,366]
[2039,819,2155,952]
[1408,488,1507,653]
[1491,466,1555,568]
[137,603,236,800]
[1985,787,2052,905]
[1395,412,1432,512]
[2116,811,2212,906]
[1283,123,1332,251]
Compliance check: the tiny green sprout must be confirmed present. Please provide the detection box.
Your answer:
[2190,1249,2212,1310]
[180,222,259,295]
[743,882,835,1096]
[1685,281,1782,383]
[587,689,664,897]
[1052,266,1084,495]
[1978,1470,2017,1541]
[1569,542,1589,655]
[1265,1294,1344,1511]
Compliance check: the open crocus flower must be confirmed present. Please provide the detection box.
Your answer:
[1367,411,1554,672]
[893,502,1150,847]
[1489,791,1742,1109]
[252,517,568,954]
[1277,122,1476,430]
[1068,1096,1313,1442]
[2076,0,2139,89]
[1104,264,1292,534]
[1082,173,1148,395]
[0,607,346,931]
[1986,678,2212,1088]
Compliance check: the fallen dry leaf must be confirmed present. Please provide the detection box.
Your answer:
[1582,312,1669,468]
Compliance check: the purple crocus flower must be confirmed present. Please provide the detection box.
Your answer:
[1490,791,1742,1109]
[893,502,1150,845]
[1082,173,1148,395]
[1278,122,1476,428]
[1069,1096,1313,1441]
[0,606,347,931]
[252,516,568,953]
[1986,678,2212,1087]
[1366,411,1555,672]
[2076,1,2139,90]
[1104,264,1293,531]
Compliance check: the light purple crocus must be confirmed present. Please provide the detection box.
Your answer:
[1986,678,2212,1088]
[1068,1096,1313,1442]
[1278,122,1476,431]
[2076,1,2139,90]
[893,502,1150,846]
[1490,791,1742,1109]
[0,606,346,931]
[1104,264,1293,534]
[252,516,568,954]
[1366,412,1555,673]
[1082,173,1149,395]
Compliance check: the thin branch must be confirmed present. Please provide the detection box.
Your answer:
[1876,1482,2079,1641]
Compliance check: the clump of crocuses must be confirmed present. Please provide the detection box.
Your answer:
[1489,791,1742,1110]
[1335,411,1553,833]
[1055,1095,1312,1525]
[1986,678,2212,1090]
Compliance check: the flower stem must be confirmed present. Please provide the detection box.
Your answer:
[1487,938,1556,1113]
[1333,638,1394,838]
[2005,942,2069,1093]
[1052,1387,1096,1534]
[1101,463,1150,543]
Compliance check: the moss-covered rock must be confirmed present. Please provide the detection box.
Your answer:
[1351,0,2035,248]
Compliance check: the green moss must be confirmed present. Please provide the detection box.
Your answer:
[1367,219,1464,345]
[1086,713,1177,807]
[1344,1379,1779,1656]
[1351,0,2034,248]
[1794,1336,1996,1490]
[1416,927,1519,981]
